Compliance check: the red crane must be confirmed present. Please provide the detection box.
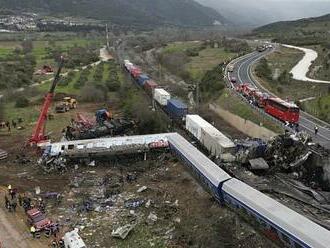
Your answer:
[29,57,65,145]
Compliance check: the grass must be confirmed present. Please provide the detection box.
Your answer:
[162,41,202,54]
[217,89,283,133]
[186,48,235,80]
[306,45,330,81]
[302,95,330,123]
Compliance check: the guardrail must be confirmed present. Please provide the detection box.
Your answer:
[224,58,293,133]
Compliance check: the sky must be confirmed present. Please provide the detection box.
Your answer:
[197,0,330,27]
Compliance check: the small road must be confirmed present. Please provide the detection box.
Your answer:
[229,47,330,148]
[0,188,46,248]
[283,44,330,84]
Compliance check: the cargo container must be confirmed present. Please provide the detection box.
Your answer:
[124,62,133,71]
[186,115,235,155]
[130,68,142,79]
[143,80,158,95]
[137,74,150,86]
[166,99,188,121]
[185,115,213,140]
[154,88,171,106]
[200,126,235,156]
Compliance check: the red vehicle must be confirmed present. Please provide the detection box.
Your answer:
[236,83,257,98]
[253,91,269,108]
[264,97,300,124]
[26,208,52,231]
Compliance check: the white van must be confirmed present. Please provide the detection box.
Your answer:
[63,229,86,248]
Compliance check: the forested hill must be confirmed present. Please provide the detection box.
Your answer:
[253,14,330,45]
[0,0,226,27]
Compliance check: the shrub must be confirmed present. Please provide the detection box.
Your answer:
[15,97,29,108]
[80,85,107,102]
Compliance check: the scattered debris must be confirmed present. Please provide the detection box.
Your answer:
[125,199,145,209]
[248,158,269,170]
[147,212,158,225]
[137,186,147,193]
[0,148,8,160]
[111,224,136,239]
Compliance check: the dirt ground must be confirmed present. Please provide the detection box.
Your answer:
[0,152,277,248]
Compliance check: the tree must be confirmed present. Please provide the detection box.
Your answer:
[21,40,33,54]
[256,58,272,81]
[15,97,29,108]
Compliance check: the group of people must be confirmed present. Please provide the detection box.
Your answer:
[0,118,23,132]
[4,185,19,212]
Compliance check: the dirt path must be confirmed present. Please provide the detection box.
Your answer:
[0,188,46,248]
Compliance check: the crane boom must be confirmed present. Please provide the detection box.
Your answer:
[29,57,65,145]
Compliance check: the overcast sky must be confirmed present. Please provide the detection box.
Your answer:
[197,0,330,26]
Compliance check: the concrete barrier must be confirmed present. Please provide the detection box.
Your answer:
[209,104,277,140]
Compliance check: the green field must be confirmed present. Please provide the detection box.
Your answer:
[162,41,202,53]
[302,95,330,123]
[162,41,236,81]
[186,47,235,80]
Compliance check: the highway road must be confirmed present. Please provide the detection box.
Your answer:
[229,48,330,148]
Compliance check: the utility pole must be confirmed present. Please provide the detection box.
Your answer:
[106,24,110,50]
[195,81,200,113]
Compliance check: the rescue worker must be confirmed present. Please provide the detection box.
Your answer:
[4,194,9,209]
[314,125,319,135]
[7,184,11,193]
[12,120,17,129]
[58,238,65,248]
[51,239,57,248]
[18,193,22,206]
[11,196,17,212]
[30,226,36,238]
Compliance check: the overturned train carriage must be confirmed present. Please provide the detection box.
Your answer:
[168,133,231,202]
[168,133,330,248]
[46,133,173,158]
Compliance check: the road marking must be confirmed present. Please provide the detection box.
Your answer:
[231,49,330,143]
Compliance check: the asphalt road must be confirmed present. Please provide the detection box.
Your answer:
[229,48,330,148]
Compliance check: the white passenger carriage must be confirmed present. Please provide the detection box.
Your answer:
[222,179,330,248]
[168,133,231,202]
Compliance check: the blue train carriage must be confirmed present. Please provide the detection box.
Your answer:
[165,99,188,122]
[137,74,150,86]
[222,178,330,248]
[168,133,232,202]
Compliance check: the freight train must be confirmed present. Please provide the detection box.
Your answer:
[123,59,330,247]
[124,60,235,157]
[168,133,330,248]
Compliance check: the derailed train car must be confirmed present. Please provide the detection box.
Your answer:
[168,133,330,248]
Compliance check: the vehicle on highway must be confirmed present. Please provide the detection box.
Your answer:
[257,45,266,52]
[265,97,300,124]
[253,91,269,108]
[228,65,234,72]
[230,76,237,83]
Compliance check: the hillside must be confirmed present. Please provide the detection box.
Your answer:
[0,0,226,28]
[252,14,330,45]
